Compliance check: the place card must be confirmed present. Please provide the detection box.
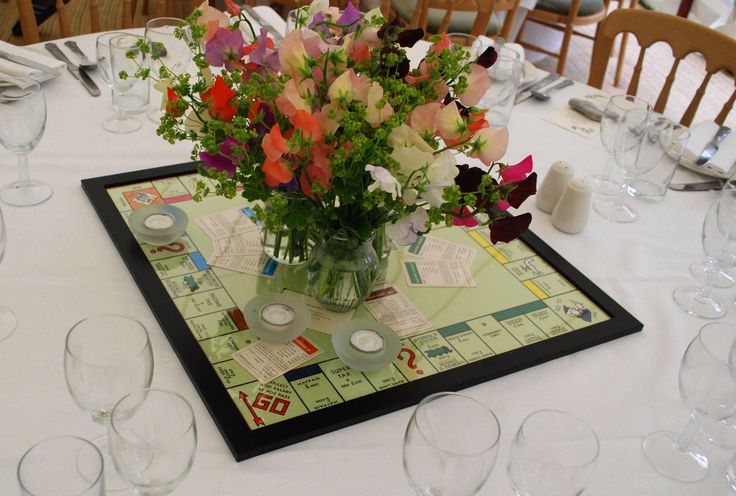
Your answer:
[195,207,260,240]
[402,260,476,288]
[209,253,278,278]
[232,336,322,385]
[406,235,477,266]
[363,286,433,338]
[211,231,263,257]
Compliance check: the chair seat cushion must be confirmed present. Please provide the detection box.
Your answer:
[534,0,605,17]
[391,0,501,36]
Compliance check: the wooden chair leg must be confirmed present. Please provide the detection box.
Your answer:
[143,0,149,15]
[56,0,71,37]
[556,21,575,75]
[613,32,628,86]
[16,0,40,44]
[89,0,101,32]
[123,0,134,28]
[155,0,166,17]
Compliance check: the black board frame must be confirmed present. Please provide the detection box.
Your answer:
[82,161,643,462]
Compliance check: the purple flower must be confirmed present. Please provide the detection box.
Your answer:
[308,12,331,37]
[199,137,243,178]
[250,28,281,72]
[252,102,276,137]
[337,2,362,29]
[204,27,244,71]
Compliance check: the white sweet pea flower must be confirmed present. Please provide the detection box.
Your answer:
[386,209,430,245]
[420,150,459,207]
[365,164,401,200]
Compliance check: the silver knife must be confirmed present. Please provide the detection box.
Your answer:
[44,43,100,97]
[243,6,284,41]
[0,49,61,78]
[668,180,725,191]
[515,73,560,105]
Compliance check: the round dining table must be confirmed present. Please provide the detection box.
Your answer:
[0,17,735,496]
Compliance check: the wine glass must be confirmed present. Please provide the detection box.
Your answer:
[64,314,154,490]
[584,95,651,196]
[594,109,674,223]
[17,435,105,496]
[507,410,599,496]
[673,181,736,318]
[0,80,53,207]
[99,33,148,134]
[643,322,736,482]
[403,392,501,496]
[0,205,16,342]
[144,17,192,123]
[690,260,735,289]
[109,388,197,495]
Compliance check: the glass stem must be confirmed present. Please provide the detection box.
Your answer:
[112,90,125,120]
[697,262,719,300]
[601,154,615,181]
[674,413,700,452]
[17,153,31,185]
[615,175,631,207]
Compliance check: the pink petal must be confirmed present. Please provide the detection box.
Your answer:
[409,102,441,136]
[458,64,491,107]
[501,155,533,183]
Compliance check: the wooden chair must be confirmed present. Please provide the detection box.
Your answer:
[16,0,134,44]
[588,8,736,126]
[392,0,521,40]
[515,0,611,75]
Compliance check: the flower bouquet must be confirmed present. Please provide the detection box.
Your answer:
[142,0,537,311]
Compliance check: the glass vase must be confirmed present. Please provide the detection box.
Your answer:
[261,220,316,266]
[373,223,391,261]
[307,230,379,312]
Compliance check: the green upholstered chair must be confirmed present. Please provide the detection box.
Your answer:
[515,0,610,75]
[391,0,520,40]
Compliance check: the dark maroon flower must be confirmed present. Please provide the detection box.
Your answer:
[505,172,537,208]
[396,28,424,47]
[377,17,405,40]
[455,163,486,193]
[199,137,243,178]
[489,212,532,244]
[476,46,497,69]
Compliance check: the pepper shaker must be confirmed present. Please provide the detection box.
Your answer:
[551,179,592,234]
[536,161,574,213]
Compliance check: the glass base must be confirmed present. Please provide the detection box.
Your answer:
[593,197,638,223]
[584,174,619,196]
[642,431,709,482]
[147,107,163,124]
[690,261,735,289]
[102,115,141,134]
[629,179,665,203]
[673,285,725,319]
[0,305,16,341]
[89,435,129,491]
[699,416,736,449]
[1,180,53,207]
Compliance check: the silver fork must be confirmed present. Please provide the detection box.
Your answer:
[695,125,731,166]
[63,40,96,70]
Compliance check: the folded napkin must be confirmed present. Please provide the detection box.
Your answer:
[0,40,65,88]
[680,120,736,178]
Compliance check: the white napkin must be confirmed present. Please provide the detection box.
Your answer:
[680,120,736,178]
[0,40,65,88]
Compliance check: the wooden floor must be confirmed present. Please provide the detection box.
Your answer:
[1,1,733,128]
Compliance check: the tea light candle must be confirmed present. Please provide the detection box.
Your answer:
[350,329,385,353]
[245,293,311,344]
[332,319,401,372]
[128,204,188,246]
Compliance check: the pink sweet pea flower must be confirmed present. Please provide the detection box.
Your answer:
[275,79,313,117]
[496,200,511,211]
[205,27,245,70]
[365,82,393,127]
[278,30,309,78]
[457,64,491,107]
[469,127,509,165]
[314,103,342,135]
[409,102,441,137]
[197,1,229,41]
[452,207,479,227]
[501,155,533,184]
[436,104,464,140]
[250,28,280,73]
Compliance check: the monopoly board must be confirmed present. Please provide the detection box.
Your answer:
[83,162,642,461]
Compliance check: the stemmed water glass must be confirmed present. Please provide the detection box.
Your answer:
[96,33,148,134]
[507,410,600,495]
[64,314,154,490]
[673,180,736,318]
[0,205,16,342]
[643,322,736,482]
[403,392,501,496]
[585,95,651,196]
[0,80,53,206]
[144,17,192,123]
[109,388,197,495]
[594,109,674,223]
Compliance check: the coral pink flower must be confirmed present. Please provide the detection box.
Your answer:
[263,158,293,187]
[224,0,240,15]
[292,110,323,142]
[314,103,342,135]
[366,82,393,127]
[501,155,533,184]
[469,127,509,165]
[457,64,491,107]
[432,33,450,55]
[262,124,289,161]
[409,102,441,137]
[275,79,313,117]
[201,76,237,122]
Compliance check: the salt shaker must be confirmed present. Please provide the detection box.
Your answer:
[536,161,574,213]
[551,179,592,234]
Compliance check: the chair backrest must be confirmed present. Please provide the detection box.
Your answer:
[17,0,134,45]
[588,8,736,126]
[410,0,521,39]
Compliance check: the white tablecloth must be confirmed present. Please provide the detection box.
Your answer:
[1,15,735,495]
